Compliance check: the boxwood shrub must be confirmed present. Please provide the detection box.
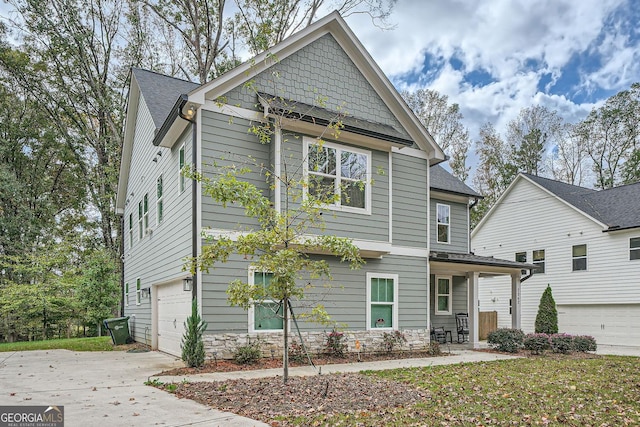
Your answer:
[523,333,551,354]
[573,335,597,352]
[487,328,524,353]
[550,333,574,354]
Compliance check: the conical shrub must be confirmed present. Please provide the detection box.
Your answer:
[181,298,208,368]
[534,285,558,334]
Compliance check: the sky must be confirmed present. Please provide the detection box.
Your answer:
[346,0,640,156]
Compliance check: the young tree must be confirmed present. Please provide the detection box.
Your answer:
[534,285,558,334]
[182,298,208,368]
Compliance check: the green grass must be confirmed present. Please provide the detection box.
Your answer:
[0,336,114,352]
[278,356,640,426]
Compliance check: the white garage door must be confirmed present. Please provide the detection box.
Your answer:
[156,281,192,356]
[558,304,640,347]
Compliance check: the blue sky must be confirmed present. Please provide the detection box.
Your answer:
[346,0,640,149]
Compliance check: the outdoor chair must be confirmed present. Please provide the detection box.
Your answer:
[455,313,469,343]
[430,326,452,344]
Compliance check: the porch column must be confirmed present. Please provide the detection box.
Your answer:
[511,273,521,330]
[467,271,480,348]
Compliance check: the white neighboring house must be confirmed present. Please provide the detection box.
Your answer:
[471,173,640,347]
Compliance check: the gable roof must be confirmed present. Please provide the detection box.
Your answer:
[524,174,640,231]
[132,68,199,131]
[430,165,481,198]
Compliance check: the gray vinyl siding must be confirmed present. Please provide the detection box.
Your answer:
[430,198,468,253]
[279,133,390,241]
[429,275,468,333]
[201,254,428,334]
[392,153,428,248]
[223,34,408,139]
[200,110,269,230]
[123,99,193,343]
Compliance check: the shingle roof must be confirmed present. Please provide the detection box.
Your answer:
[132,68,200,130]
[430,164,481,198]
[430,251,536,270]
[524,173,640,230]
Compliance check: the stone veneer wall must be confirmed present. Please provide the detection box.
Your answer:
[203,329,430,359]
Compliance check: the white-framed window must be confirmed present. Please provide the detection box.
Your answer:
[436,204,450,243]
[515,252,526,263]
[435,275,452,315]
[143,193,149,232]
[572,244,587,271]
[136,278,141,305]
[124,282,129,306]
[366,273,398,330]
[533,249,545,273]
[179,144,185,193]
[303,138,371,214]
[128,213,133,249]
[156,175,164,224]
[138,201,143,240]
[248,270,284,332]
[630,237,640,260]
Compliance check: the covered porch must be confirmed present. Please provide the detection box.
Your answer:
[429,251,535,348]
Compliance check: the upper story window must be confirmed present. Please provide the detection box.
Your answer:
[179,144,185,193]
[143,193,149,232]
[138,201,143,240]
[630,237,640,260]
[436,204,450,243]
[157,175,164,224]
[572,244,587,271]
[128,213,134,248]
[515,252,527,262]
[248,271,283,332]
[533,249,545,273]
[304,138,371,214]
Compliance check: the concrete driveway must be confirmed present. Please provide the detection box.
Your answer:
[0,349,268,427]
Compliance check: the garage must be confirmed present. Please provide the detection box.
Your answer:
[155,281,193,356]
[558,304,640,347]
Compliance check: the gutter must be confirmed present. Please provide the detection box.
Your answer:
[153,94,189,146]
[603,224,640,233]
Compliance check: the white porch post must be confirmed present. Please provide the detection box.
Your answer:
[511,273,521,330]
[467,271,480,348]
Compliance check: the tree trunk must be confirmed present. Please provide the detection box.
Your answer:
[283,296,289,383]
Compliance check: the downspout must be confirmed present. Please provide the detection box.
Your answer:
[178,95,198,301]
[119,214,125,317]
[468,197,480,253]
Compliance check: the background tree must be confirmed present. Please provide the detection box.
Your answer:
[547,123,589,186]
[534,285,558,334]
[401,88,471,181]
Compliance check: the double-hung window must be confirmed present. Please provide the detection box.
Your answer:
[572,244,587,271]
[138,201,143,239]
[436,204,451,243]
[157,175,164,224]
[515,252,526,263]
[366,273,398,329]
[630,238,640,260]
[304,138,371,214]
[124,282,129,306]
[136,278,141,305]
[435,276,452,315]
[143,194,149,232]
[249,271,283,332]
[179,144,185,193]
[128,213,134,248]
[533,249,545,273]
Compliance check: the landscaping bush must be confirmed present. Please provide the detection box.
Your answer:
[535,285,558,334]
[233,337,262,364]
[381,330,407,353]
[325,328,348,358]
[523,333,551,354]
[573,335,597,352]
[181,299,208,368]
[427,341,441,356]
[487,328,524,353]
[289,339,307,363]
[550,333,574,354]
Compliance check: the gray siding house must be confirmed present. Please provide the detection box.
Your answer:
[116,12,529,357]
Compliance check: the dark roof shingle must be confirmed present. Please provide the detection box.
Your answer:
[430,165,481,198]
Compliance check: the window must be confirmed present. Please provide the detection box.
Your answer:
[631,238,640,260]
[436,204,450,243]
[128,213,133,248]
[435,276,452,315]
[138,201,143,239]
[157,175,164,224]
[124,282,129,306]
[533,249,545,273]
[515,252,527,262]
[572,244,587,271]
[143,193,149,232]
[366,273,398,329]
[248,271,283,332]
[136,278,141,305]
[304,139,371,213]
[179,144,185,193]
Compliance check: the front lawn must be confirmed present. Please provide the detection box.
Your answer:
[171,355,640,426]
[0,336,114,352]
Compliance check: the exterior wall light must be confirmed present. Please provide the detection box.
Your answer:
[183,276,193,292]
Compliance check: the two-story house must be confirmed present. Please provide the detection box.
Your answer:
[472,173,640,347]
[116,12,530,357]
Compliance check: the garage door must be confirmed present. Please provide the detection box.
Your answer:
[558,304,640,347]
[156,281,192,356]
